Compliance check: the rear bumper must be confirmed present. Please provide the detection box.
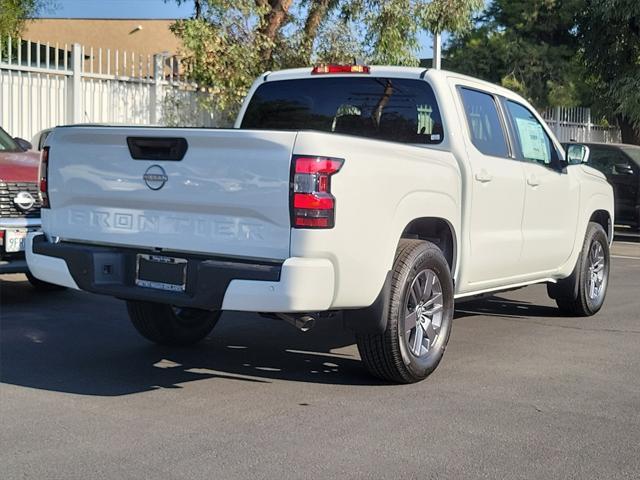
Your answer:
[27,234,335,312]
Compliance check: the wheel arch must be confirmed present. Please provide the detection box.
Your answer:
[589,209,613,245]
[400,217,457,277]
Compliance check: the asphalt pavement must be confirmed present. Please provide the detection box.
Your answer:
[1,241,639,479]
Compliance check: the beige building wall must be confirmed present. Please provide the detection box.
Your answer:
[22,19,183,76]
[23,18,181,56]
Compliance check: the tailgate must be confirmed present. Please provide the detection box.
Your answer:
[44,127,297,260]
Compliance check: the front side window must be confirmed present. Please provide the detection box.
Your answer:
[505,101,557,166]
[620,147,640,168]
[459,88,509,158]
[241,77,444,144]
[589,147,630,176]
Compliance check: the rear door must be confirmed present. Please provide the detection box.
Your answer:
[457,86,526,285]
[44,127,297,260]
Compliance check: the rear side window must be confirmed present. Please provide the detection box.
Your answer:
[459,88,509,158]
[241,77,444,144]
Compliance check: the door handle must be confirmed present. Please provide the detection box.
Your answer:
[474,170,493,183]
[527,176,541,187]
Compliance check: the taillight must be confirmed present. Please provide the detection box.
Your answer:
[39,146,50,208]
[311,64,370,74]
[291,156,343,229]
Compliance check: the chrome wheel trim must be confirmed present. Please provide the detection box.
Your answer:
[402,269,444,359]
[587,240,607,302]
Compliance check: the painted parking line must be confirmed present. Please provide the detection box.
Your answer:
[612,255,640,260]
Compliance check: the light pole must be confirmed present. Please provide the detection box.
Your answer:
[433,32,442,69]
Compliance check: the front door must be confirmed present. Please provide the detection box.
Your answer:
[503,100,579,274]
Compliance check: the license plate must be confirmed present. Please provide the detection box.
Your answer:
[5,229,27,253]
[135,254,187,292]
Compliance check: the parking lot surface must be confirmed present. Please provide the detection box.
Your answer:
[1,242,639,479]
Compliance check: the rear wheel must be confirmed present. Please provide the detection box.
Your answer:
[356,239,454,384]
[126,301,221,346]
[547,222,610,316]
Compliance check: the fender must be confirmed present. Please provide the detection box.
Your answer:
[386,190,461,281]
[344,191,460,332]
[556,192,614,279]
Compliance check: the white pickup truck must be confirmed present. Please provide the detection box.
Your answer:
[27,65,614,383]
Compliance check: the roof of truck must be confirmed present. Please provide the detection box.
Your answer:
[262,66,514,97]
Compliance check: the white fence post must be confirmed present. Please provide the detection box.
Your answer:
[150,54,164,125]
[68,43,82,124]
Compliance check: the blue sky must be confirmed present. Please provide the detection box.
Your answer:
[43,0,193,19]
[42,0,437,57]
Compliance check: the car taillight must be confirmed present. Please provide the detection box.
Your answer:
[39,146,50,208]
[291,156,343,229]
[311,64,370,74]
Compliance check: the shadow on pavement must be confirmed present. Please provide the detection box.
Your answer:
[0,277,384,397]
[1,277,566,397]
[455,295,561,320]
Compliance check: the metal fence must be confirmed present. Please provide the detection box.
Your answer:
[542,106,621,144]
[0,37,218,142]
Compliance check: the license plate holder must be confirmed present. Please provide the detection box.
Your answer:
[5,229,27,253]
[135,254,187,292]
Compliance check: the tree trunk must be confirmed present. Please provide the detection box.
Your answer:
[301,0,332,63]
[194,0,202,19]
[372,80,394,127]
[257,0,293,62]
[618,115,640,145]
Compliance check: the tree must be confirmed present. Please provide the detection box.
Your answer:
[578,0,640,144]
[0,0,51,38]
[445,0,587,110]
[169,0,483,120]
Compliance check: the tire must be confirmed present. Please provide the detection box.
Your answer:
[126,301,221,346]
[26,272,67,291]
[547,222,610,316]
[356,239,454,384]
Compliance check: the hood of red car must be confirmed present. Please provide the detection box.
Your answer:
[0,150,40,183]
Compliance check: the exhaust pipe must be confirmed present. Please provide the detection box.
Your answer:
[276,313,316,332]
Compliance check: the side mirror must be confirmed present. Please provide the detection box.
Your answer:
[566,144,590,165]
[13,137,33,151]
[614,163,635,175]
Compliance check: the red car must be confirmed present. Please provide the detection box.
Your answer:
[0,127,61,289]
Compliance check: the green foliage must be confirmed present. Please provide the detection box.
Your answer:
[446,0,587,110]
[0,0,52,37]
[169,0,483,120]
[421,0,483,33]
[579,0,640,134]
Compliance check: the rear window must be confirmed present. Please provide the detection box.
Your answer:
[240,77,444,144]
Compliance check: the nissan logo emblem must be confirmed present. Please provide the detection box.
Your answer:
[143,165,168,190]
[13,191,36,211]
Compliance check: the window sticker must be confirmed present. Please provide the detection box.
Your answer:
[515,118,550,163]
